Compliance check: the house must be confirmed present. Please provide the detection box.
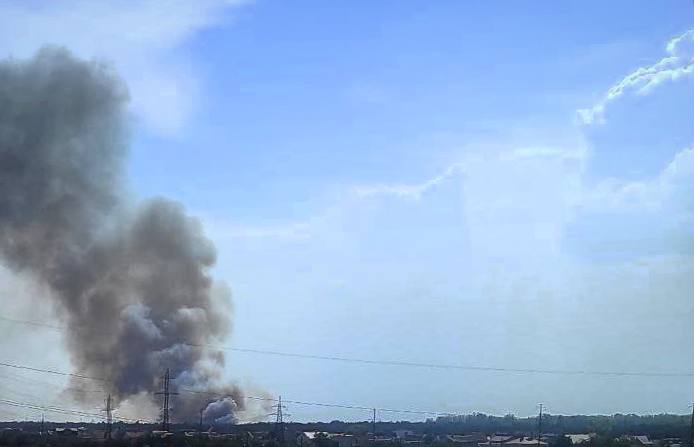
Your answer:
[395,430,415,439]
[300,431,358,447]
[54,427,79,437]
[394,431,423,445]
[151,430,174,439]
[479,435,515,447]
[504,437,548,447]
[567,434,595,445]
[400,434,424,446]
[447,434,487,446]
[630,436,654,447]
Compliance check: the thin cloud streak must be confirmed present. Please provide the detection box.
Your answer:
[352,163,466,200]
[578,28,694,125]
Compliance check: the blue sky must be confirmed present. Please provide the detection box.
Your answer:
[1,0,694,422]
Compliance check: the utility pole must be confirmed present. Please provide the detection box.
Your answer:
[688,403,694,447]
[104,394,113,440]
[537,404,543,447]
[155,369,178,432]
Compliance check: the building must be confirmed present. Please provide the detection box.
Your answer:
[630,436,655,447]
[567,434,595,445]
[395,430,416,439]
[479,435,515,447]
[53,427,80,437]
[504,437,548,447]
[447,434,487,446]
[300,431,358,447]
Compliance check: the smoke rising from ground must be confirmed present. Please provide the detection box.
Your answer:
[0,47,244,422]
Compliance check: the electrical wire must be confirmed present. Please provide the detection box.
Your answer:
[0,398,149,423]
[2,314,693,378]
[0,362,454,418]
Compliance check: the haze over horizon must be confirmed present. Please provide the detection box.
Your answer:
[0,0,693,423]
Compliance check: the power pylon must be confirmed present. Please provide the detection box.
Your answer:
[104,394,113,439]
[271,396,289,447]
[155,369,178,432]
[371,408,377,447]
[537,404,543,447]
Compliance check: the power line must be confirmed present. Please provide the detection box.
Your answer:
[0,369,104,393]
[0,398,137,422]
[0,361,105,382]
[7,358,694,423]
[0,360,454,418]
[0,398,99,419]
[3,314,694,378]
[180,388,456,416]
[199,345,694,378]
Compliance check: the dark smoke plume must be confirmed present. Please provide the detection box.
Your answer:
[0,47,245,422]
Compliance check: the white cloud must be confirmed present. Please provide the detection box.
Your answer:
[0,0,249,136]
[463,146,586,261]
[352,163,465,200]
[214,136,694,417]
[580,146,694,214]
[578,28,694,125]
[201,128,694,416]
[223,136,694,265]
[227,142,589,263]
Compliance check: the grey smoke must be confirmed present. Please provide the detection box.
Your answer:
[201,397,239,424]
[0,47,244,422]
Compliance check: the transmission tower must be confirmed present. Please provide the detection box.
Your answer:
[371,408,376,447]
[104,394,113,439]
[371,408,376,446]
[155,369,178,432]
[537,404,543,447]
[272,396,289,447]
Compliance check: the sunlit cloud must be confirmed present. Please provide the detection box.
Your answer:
[0,0,250,136]
[577,28,694,125]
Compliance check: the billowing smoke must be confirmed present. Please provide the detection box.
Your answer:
[200,397,239,425]
[0,47,244,423]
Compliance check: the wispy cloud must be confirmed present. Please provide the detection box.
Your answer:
[352,163,466,200]
[352,145,586,200]
[578,28,694,125]
[0,0,249,135]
